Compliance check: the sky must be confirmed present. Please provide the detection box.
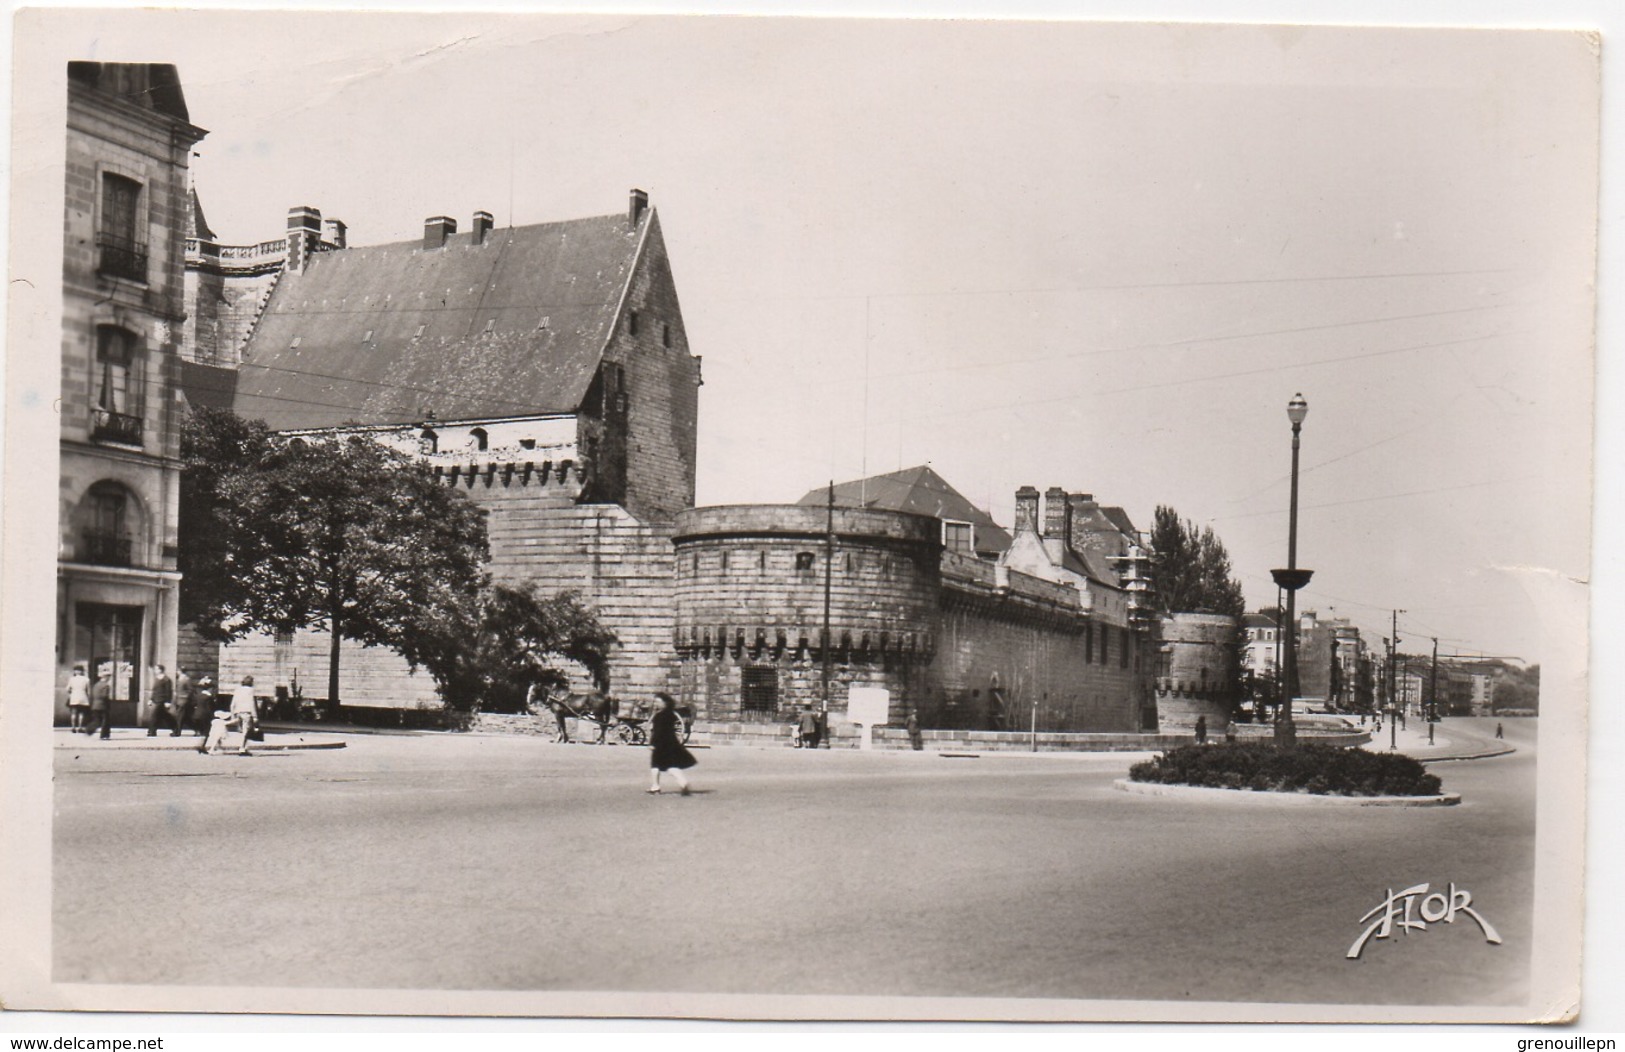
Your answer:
[36,11,1600,664]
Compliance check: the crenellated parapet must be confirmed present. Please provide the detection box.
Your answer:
[673,622,935,661]
[428,455,587,494]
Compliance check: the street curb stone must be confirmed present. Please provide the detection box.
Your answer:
[1111,778,1461,807]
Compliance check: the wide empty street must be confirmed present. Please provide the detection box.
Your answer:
[54,719,1534,1008]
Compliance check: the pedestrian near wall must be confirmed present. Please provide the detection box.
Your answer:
[1195,715,1208,744]
[66,664,91,733]
[907,708,923,751]
[230,675,259,756]
[146,665,176,737]
[1495,722,1505,740]
[173,667,196,737]
[799,707,820,750]
[647,693,697,795]
[90,667,112,739]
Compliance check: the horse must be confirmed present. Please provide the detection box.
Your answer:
[549,691,618,744]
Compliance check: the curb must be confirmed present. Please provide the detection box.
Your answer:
[1111,778,1461,807]
[1419,743,1516,764]
[55,738,346,752]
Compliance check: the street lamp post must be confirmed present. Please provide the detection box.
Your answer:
[1271,394,1313,747]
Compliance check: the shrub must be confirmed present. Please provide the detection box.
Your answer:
[1127,742,1442,797]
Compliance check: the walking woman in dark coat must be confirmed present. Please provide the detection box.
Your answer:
[647,692,697,795]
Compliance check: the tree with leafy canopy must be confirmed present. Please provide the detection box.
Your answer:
[435,584,619,713]
[1148,505,1246,619]
[179,407,489,708]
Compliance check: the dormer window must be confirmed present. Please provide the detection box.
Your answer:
[418,428,438,455]
[628,310,639,336]
[469,428,489,452]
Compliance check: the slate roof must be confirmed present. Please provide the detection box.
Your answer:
[796,465,1013,554]
[179,361,239,413]
[188,189,214,241]
[68,62,190,122]
[231,212,647,430]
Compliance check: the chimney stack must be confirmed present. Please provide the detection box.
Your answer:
[423,215,457,250]
[472,210,494,245]
[286,206,322,272]
[1014,486,1040,535]
[628,188,648,231]
[323,217,347,250]
[1044,486,1071,547]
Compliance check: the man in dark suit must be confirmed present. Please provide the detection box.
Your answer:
[146,665,176,737]
[173,666,197,737]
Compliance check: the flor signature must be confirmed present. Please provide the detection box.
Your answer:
[1347,882,1502,959]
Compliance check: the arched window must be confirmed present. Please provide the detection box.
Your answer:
[79,481,141,567]
[418,428,438,455]
[469,427,489,452]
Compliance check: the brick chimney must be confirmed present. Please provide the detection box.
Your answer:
[423,215,457,250]
[628,188,648,231]
[323,217,347,250]
[1013,486,1040,535]
[472,210,493,245]
[1067,492,1102,551]
[1043,486,1071,548]
[286,206,322,272]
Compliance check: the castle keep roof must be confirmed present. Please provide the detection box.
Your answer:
[796,465,1013,554]
[232,212,646,430]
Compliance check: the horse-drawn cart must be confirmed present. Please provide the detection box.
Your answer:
[550,694,692,745]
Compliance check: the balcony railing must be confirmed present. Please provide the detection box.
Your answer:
[82,531,133,567]
[91,408,143,445]
[96,232,148,282]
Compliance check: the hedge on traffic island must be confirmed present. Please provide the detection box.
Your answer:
[1128,741,1443,797]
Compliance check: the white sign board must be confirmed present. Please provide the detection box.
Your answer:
[846,686,891,727]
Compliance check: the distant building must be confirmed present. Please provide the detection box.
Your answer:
[57,63,207,725]
[1241,611,1280,679]
[192,190,702,708]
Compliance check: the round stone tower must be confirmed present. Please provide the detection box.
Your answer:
[1155,612,1241,732]
[672,505,940,723]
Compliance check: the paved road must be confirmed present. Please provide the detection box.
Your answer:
[53,718,1535,1006]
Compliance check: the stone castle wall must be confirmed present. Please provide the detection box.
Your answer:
[672,507,1151,732]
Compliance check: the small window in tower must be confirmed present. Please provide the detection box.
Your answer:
[628,311,639,336]
[795,551,816,573]
[662,323,671,348]
[720,551,729,571]
[758,550,766,570]
[740,667,779,714]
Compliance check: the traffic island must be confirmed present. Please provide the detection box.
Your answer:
[1122,740,1453,803]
